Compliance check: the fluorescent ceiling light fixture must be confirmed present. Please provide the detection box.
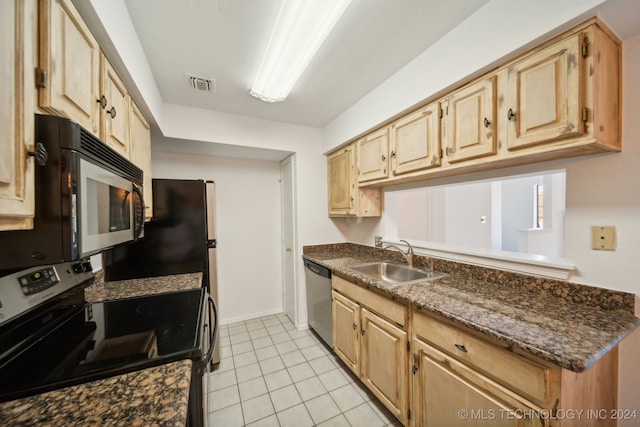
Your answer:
[250,0,352,103]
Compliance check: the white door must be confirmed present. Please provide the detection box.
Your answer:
[281,156,296,324]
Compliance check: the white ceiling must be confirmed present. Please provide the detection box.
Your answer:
[123,0,490,128]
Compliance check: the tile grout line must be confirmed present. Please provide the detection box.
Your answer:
[212,314,398,427]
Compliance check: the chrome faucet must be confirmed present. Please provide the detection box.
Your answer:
[383,239,415,268]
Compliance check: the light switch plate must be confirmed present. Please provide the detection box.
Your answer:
[591,226,616,251]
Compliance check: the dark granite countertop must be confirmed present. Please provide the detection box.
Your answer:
[304,243,640,372]
[84,272,203,302]
[0,359,192,426]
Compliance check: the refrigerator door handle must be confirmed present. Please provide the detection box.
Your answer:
[204,294,218,364]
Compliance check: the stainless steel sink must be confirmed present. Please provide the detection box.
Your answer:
[348,262,448,286]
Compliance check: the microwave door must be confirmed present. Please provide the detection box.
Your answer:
[79,158,134,256]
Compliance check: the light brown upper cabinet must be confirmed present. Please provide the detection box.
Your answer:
[505,23,620,152]
[100,56,131,158]
[129,101,153,220]
[325,18,620,211]
[357,127,389,182]
[38,0,100,136]
[328,144,356,216]
[328,143,381,217]
[390,102,441,175]
[0,0,37,231]
[506,34,583,150]
[442,75,497,164]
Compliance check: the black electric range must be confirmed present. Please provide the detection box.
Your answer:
[0,261,216,426]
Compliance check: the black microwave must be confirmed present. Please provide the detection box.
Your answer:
[0,115,145,272]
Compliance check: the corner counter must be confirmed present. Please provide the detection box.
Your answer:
[304,243,640,372]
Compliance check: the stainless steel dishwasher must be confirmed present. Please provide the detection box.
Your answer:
[304,259,332,347]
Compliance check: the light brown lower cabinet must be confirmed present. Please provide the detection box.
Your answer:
[412,338,544,427]
[411,310,618,427]
[360,307,408,422]
[332,277,620,427]
[332,276,410,424]
[332,291,359,372]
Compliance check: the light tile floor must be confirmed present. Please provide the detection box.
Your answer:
[208,313,402,427]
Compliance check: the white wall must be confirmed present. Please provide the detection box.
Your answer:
[151,152,284,324]
[445,183,492,249]
[501,176,539,252]
[397,189,428,241]
[153,105,347,327]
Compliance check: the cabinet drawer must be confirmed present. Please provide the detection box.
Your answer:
[413,310,551,406]
[332,275,407,327]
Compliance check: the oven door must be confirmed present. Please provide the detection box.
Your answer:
[78,157,143,256]
[187,290,217,427]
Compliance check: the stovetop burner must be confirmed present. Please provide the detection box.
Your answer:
[0,287,206,403]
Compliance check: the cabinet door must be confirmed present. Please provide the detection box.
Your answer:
[0,0,36,231]
[412,338,543,427]
[391,103,441,175]
[332,291,359,373]
[361,308,408,424]
[129,101,152,220]
[444,75,497,163]
[506,34,584,150]
[357,127,389,182]
[100,57,130,158]
[39,0,100,135]
[327,145,356,216]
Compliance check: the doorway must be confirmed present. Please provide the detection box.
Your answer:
[280,155,297,324]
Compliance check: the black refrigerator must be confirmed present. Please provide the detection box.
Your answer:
[104,179,220,364]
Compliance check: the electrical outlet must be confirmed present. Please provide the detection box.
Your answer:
[375,236,383,247]
[591,226,616,251]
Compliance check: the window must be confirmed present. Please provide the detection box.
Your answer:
[384,170,566,258]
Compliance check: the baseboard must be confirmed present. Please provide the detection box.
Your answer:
[219,308,283,325]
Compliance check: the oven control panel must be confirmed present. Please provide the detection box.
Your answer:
[0,261,94,327]
[18,267,60,295]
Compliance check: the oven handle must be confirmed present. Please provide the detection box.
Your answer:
[204,294,218,364]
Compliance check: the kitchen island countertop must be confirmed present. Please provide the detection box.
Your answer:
[304,243,640,372]
[0,359,192,426]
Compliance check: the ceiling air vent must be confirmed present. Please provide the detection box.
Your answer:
[187,74,215,93]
